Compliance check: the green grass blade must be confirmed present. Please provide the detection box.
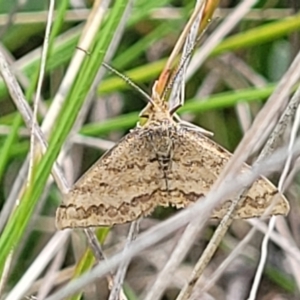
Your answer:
[0,0,128,274]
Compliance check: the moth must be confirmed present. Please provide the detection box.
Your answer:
[56,82,289,229]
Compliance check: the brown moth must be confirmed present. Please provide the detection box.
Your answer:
[56,83,289,229]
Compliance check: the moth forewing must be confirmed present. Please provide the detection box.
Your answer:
[56,127,165,229]
[159,126,289,219]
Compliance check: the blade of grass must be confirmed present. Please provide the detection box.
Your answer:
[0,114,22,181]
[0,0,128,274]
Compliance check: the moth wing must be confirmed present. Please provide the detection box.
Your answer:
[168,128,289,219]
[56,128,164,229]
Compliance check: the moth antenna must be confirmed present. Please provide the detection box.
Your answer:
[102,62,156,107]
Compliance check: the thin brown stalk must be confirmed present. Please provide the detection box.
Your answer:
[175,199,237,300]
[201,227,257,293]
[168,0,206,109]
[161,0,206,82]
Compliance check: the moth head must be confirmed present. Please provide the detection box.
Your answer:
[138,81,172,126]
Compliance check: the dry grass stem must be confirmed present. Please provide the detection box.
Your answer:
[200,87,300,295]
[5,231,70,300]
[276,217,300,291]
[249,87,300,298]
[175,195,239,300]
[0,251,13,296]
[27,0,55,185]
[186,0,259,80]
[168,0,206,109]
[260,85,300,159]
[0,8,297,26]
[144,222,200,300]
[0,49,68,191]
[201,227,257,293]
[36,247,67,300]
[108,220,140,300]
[41,0,111,134]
